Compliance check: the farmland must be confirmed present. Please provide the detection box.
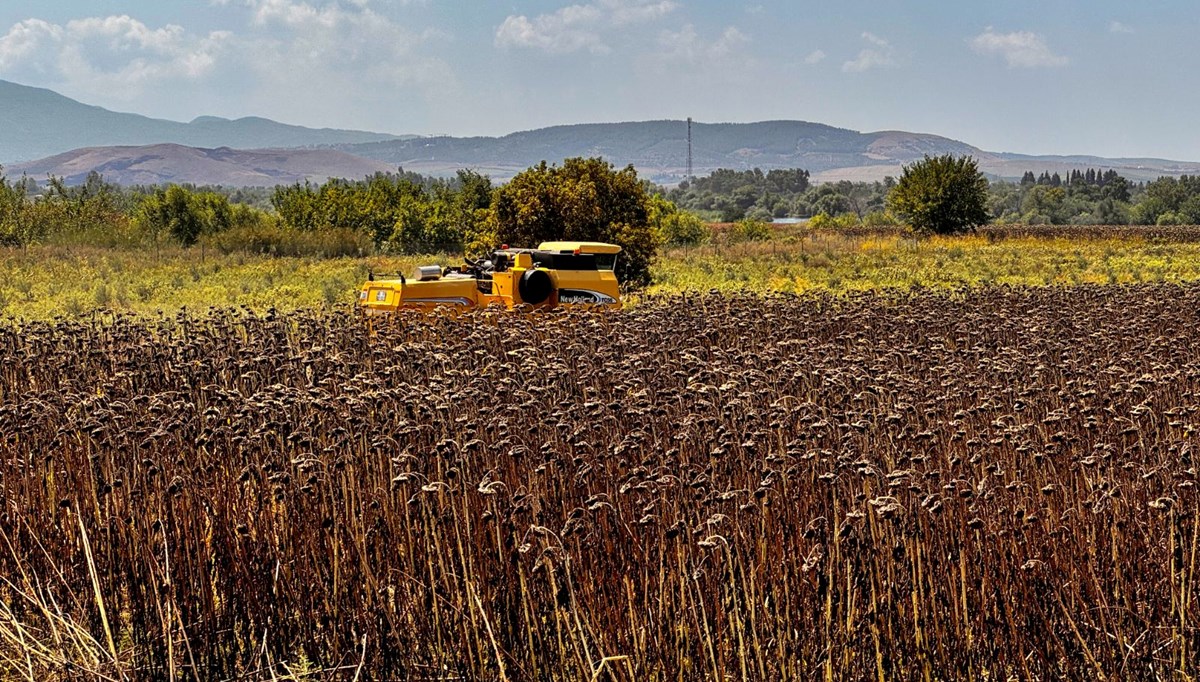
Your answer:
[8,226,1200,318]
[1,283,1198,680]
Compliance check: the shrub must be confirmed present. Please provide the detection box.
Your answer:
[726,218,772,243]
[649,195,708,246]
[809,212,860,230]
[199,223,371,258]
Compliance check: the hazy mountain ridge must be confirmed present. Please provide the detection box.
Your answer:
[5,80,1200,186]
[338,120,1200,183]
[339,120,985,177]
[0,79,404,163]
[9,144,396,187]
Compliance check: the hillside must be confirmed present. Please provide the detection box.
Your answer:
[5,79,1199,185]
[0,79,404,163]
[340,120,983,180]
[339,120,1200,183]
[8,144,396,187]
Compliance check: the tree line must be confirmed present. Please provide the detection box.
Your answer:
[664,165,1200,227]
[0,159,697,286]
[8,157,1200,283]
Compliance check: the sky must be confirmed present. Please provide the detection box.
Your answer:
[0,1,1195,159]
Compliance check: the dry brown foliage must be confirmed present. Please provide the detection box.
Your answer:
[0,287,1198,680]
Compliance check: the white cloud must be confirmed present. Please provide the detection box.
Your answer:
[803,49,825,65]
[495,8,607,55]
[0,2,457,131]
[842,32,895,72]
[496,0,678,54]
[605,0,677,26]
[655,24,749,65]
[0,15,228,95]
[640,23,754,89]
[970,28,1068,68]
[862,32,888,47]
[230,0,457,126]
[1109,21,1134,34]
[243,0,449,87]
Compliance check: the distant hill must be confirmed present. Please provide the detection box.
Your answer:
[339,120,980,180]
[0,79,406,163]
[339,120,1200,184]
[9,144,396,187]
[5,80,1199,185]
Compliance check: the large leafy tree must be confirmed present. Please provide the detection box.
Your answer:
[489,157,658,287]
[886,155,989,234]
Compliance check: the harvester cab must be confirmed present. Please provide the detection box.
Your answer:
[359,241,622,313]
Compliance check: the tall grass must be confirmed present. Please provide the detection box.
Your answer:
[8,226,1200,320]
[652,230,1200,294]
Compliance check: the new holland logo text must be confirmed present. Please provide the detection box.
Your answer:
[559,289,616,305]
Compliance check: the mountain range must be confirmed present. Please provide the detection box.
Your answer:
[3,78,1199,187]
[11,144,395,188]
[0,80,403,163]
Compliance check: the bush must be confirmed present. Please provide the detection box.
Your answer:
[199,223,371,258]
[649,195,708,246]
[862,210,897,228]
[746,207,775,223]
[726,218,772,243]
[1156,211,1187,226]
[809,212,860,230]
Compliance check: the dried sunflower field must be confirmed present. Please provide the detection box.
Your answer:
[1,285,1198,680]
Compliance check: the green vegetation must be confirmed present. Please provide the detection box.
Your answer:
[668,167,813,221]
[14,156,1200,320]
[7,228,1200,319]
[648,230,1200,295]
[666,161,1200,229]
[2,159,673,288]
[489,157,658,286]
[647,194,708,246]
[887,155,990,234]
[270,169,492,251]
[0,247,445,318]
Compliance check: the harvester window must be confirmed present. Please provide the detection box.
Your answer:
[531,253,598,271]
[595,254,618,271]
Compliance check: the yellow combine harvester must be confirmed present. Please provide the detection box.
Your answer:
[358,241,622,313]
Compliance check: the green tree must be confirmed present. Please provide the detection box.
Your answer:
[454,169,494,252]
[0,168,26,245]
[135,185,245,245]
[726,217,772,243]
[390,187,465,253]
[647,194,708,246]
[1021,186,1067,224]
[489,157,658,287]
[886,155,990,235]
[137,186,205,244]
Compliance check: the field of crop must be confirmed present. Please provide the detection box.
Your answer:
[651,228,1200,296]
[8,226,1200,318]
[1,284,1197,680]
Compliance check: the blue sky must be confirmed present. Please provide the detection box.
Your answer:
[0,1,1194,159]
